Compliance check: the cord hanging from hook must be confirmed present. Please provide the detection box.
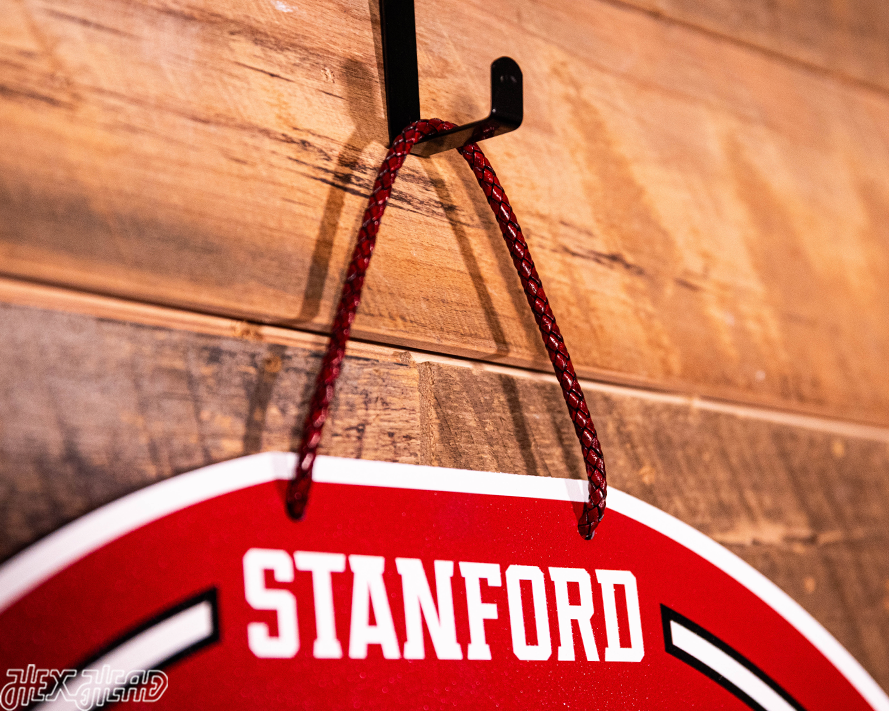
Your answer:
[287,120,607,539]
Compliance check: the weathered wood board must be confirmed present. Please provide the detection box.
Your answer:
[1,299,887,688]
[619,0,889,91]
[2,0,889,424]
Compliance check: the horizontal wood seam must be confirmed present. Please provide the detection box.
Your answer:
[3,275,888,442]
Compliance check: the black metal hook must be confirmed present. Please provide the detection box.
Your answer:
[379,0,523,157]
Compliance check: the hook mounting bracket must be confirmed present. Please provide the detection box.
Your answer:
[379,0,523,157]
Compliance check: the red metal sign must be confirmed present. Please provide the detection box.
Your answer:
[0,453,886,710]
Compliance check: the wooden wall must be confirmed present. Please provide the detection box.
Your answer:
[2,0,889,691]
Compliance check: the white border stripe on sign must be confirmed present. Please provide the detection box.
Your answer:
[0,452,886,711]
[669,619,797,711]
[38,599,214,710]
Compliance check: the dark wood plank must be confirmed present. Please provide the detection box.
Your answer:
[2,0,889,423]
[0,302,423,560]
[1,300,887,688]
[422,361,889,688]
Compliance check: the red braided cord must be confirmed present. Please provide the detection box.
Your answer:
[287,119,607,539]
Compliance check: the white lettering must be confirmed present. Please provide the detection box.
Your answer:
[596,569,644,662]
[459,562,501,661]
[505,565,551,661]
[395,559,462,660]
[294,551,346,659]
[243,548,298,658]
[241,547,647,666]
[348,555,401,659]
[548,567,599,661]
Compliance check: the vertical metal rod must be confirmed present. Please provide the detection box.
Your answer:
[379,0,421,145]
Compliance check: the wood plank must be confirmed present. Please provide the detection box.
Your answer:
[0,303,423,563]
[2,0,889,427]
[1,300,888,688]
[616,0,889,91]
[423,360,889,687]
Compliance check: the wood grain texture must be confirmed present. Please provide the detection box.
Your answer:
[423,360,889,687]
[0,302,424,560]
[2,0,889,424]
[1,300,888,688]
[617,0,889,91]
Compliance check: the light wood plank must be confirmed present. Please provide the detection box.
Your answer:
[1,300,888,688]
[617,0,889,91]
[2,0,889,426]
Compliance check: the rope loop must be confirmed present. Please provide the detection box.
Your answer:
[287,120,607,539]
